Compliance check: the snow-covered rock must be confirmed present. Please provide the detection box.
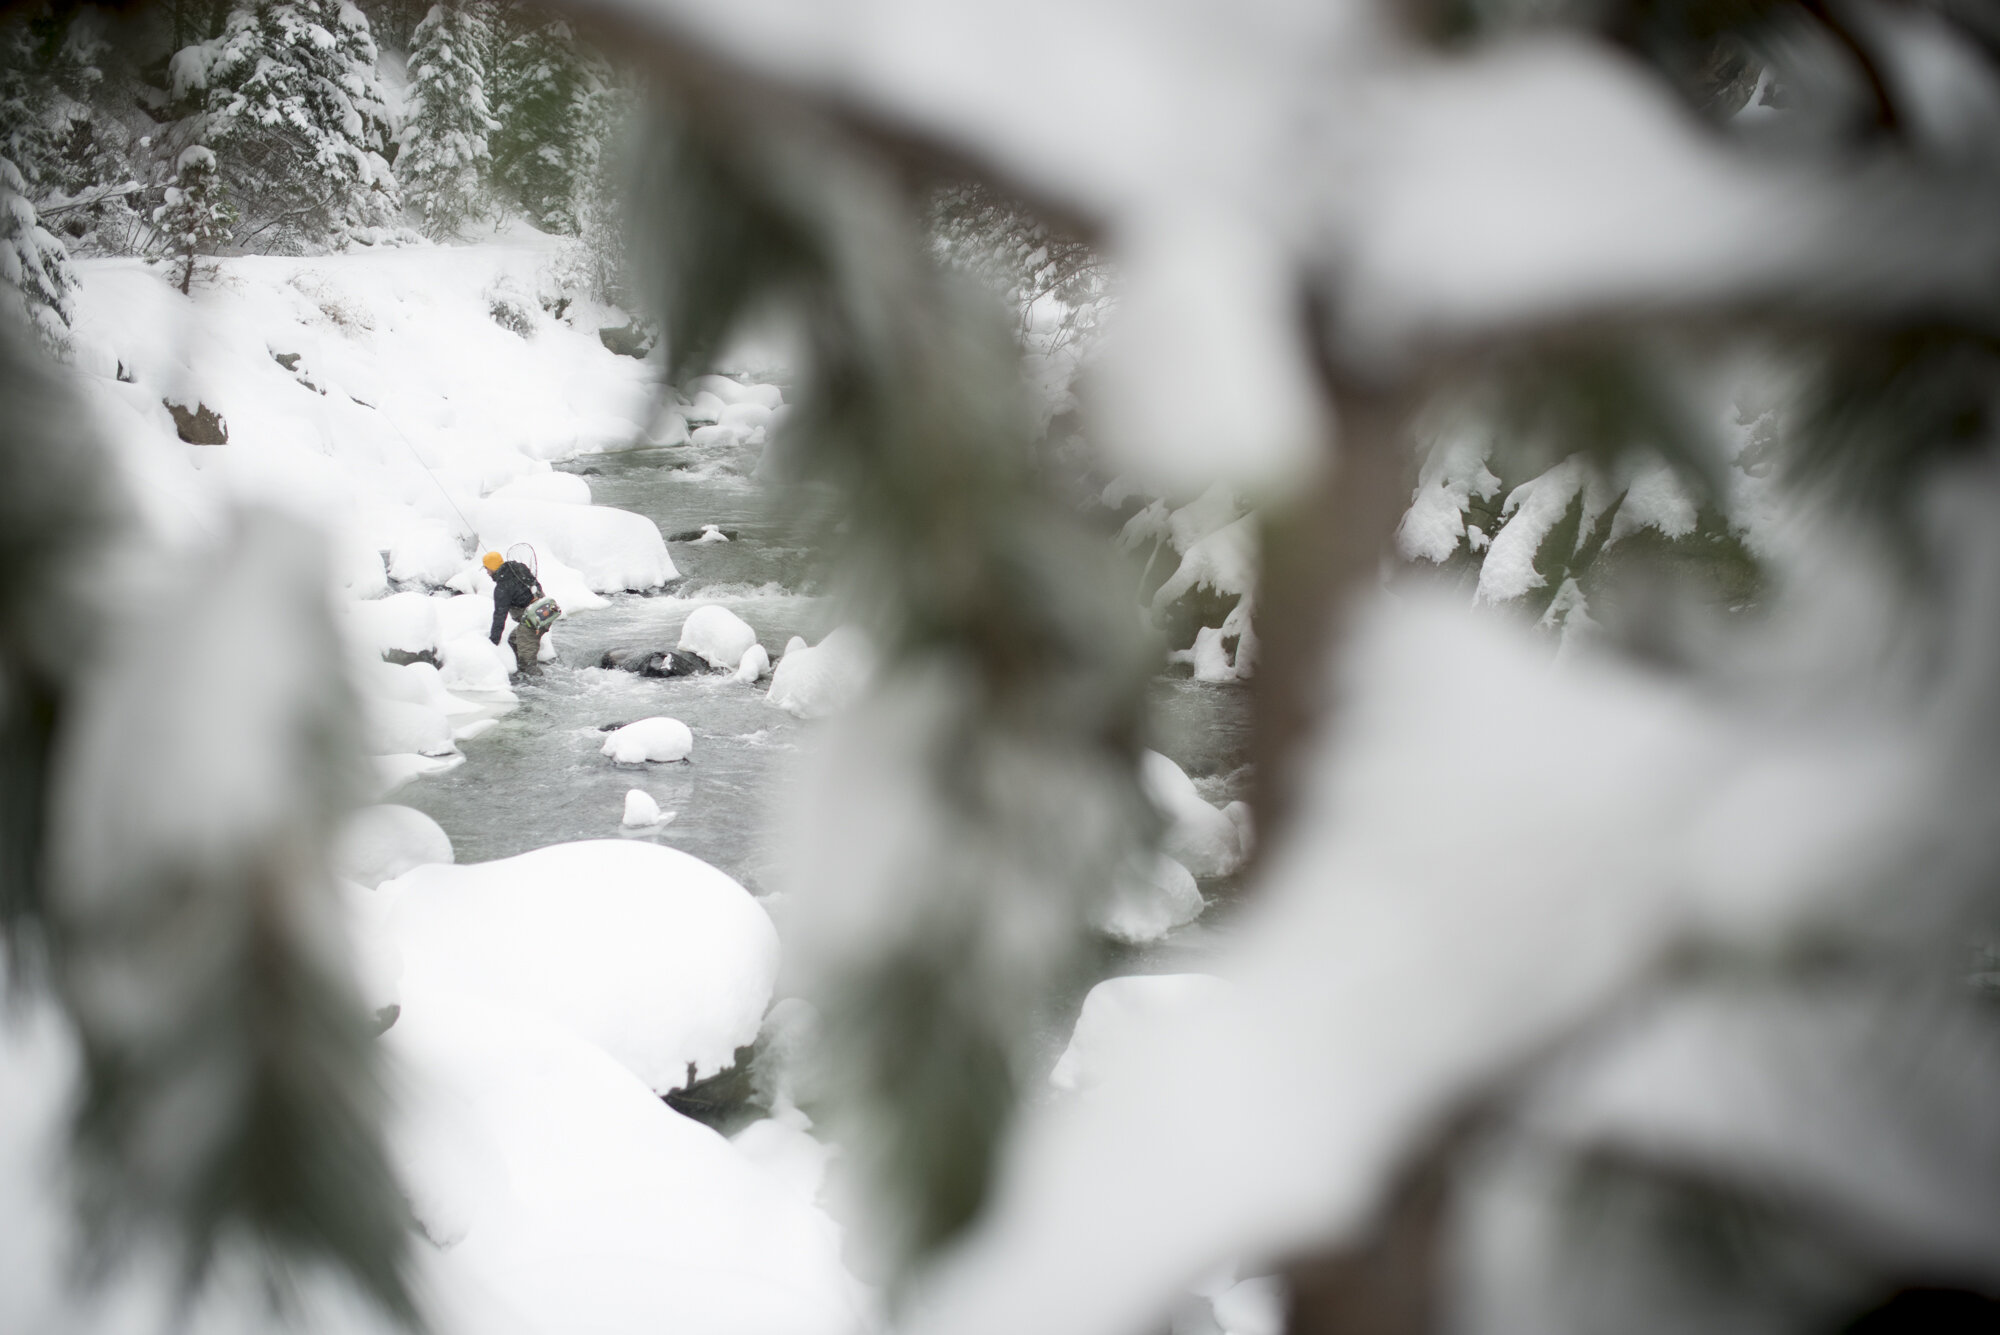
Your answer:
[735,643,771,683]
[1050,974,1232,1095]
[487,471,592,506]
[366,698,456,758]
[622,789,664,827]
[376,840,779,1093]
[336,803,455,887]
[346,590,443,660]
[766,627,876,720]
[384,991,864,1335]
[1141,749,1244,878]
[439,631,514,693]
[1093,854,1204,943]
[601,717,694,764]
[477,498,676,593]
[688,374,784,412]
[678,604,760,670]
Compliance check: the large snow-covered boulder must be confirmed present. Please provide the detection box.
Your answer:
[602,717,694,764]
[336,804,454,887]
[385,992,864,1335]
[1141,749,1245,879]
[439,631,515,693]
[366,698,456,758]
[766,627,875,720]
[346,590,443,660]
[1050,974,1233,1096]
[678,604,760,670]
[1093,854,1204,944]
[377,840,779,1093]
[688,374,784,412]
[477,498,676,593]
[487,471,592,506]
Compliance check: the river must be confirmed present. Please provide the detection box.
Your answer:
[395,439,1255,956]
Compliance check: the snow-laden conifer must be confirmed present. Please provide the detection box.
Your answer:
[400,0,498,239]
[154,145,231,294]
[0,155,77,345]
[173,0,401,251]
[489,9,605,234]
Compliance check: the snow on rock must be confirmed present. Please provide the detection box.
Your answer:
[719,401,774,434]
[766,627,876,720]
[376,840,779,1093]
[346,590,443,660]
[439,632,515,693]
[488,471,593,506]
[678,603,760,669]
[367,697,456,758]
[694,523,731,544]
[602,717,694,764]
[477,498,675,594]
[386,519,469,587]
[336,803,454,887]
[622,789,665,827]
[384,990,864,1335]
[688,374,784,411]
[1050,974,1233,1096]
[735,643,772,683]
[1141,750,1244,878]
[1093,854,1205,944]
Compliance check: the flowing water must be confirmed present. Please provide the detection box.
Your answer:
[396,441,1254,926]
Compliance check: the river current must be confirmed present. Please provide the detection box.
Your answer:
[396,442,1253,959]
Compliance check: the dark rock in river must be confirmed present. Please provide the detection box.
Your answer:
[599,646,715,678]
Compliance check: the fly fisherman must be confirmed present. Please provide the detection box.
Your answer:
[485,547,552,676]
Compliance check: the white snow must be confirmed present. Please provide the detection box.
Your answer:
[601,716,695,765]
[678,603,760,669]
[487,470,593,505]
[766,627,876,720]
[621,789,664,827]
[365,696,456,758]
[1049,974,1233,1096]
[735,642,772,682]
[374,840,779,1094]
[1139,750,1244,879]
[383,991,865,1335]
[1092,854,1203,944]
[1474,456,1608,604]
[477,497,675,594]
[1398,425,1502,564]
[335,803,454,887]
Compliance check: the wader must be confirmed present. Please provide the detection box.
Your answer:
[509,615,544,675]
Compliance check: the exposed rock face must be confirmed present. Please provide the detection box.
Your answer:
[164,398,227,444]
[599,322,655,359]
[382,647,443,669]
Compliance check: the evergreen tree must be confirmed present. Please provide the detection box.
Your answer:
[399,0,497,240]
[0,8,145,256]
[175,0,401,251]
[154,144,230,294]
[0,152,76,344]
[489,7,603,234]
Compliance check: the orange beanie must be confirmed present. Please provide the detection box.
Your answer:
[482,551,504,572]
